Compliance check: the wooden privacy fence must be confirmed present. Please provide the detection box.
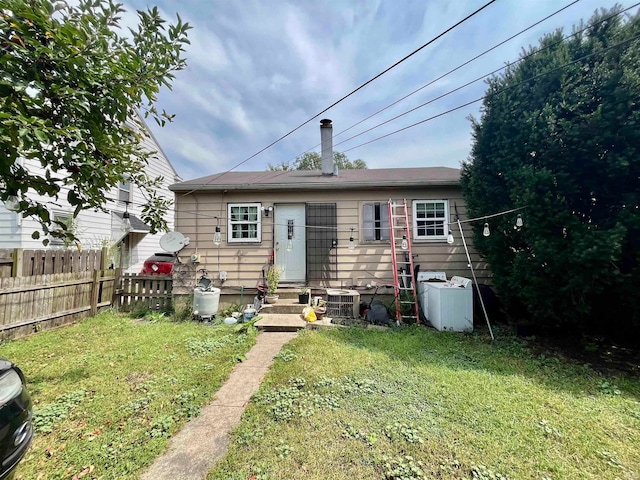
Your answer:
[117,273,173,312]
[0,248,106,278]
[0,270,116,340]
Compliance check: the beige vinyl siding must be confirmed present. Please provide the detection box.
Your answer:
[174,185,490,288]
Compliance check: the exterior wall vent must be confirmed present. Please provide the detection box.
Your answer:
[326,289,360,318]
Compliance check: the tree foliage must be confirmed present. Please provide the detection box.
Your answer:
[268,151,367,171]
[461,7,640,339]
[0,0,190,244]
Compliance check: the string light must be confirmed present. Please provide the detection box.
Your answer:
[3,195,20,212]
[447,231,454,244]
[349,228,355,250]
[483,222,490,237]
[401,235,408,250]
[213,217,221,245]
[121,201,131,232]
[516,214,523,228]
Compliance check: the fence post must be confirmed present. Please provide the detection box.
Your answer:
[101,247,109,270]
[112,268,122,309]
[90,269,100,316]
[11,249,23,277]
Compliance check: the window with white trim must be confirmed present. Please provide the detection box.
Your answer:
[49,211,74,246]
[118,180,131,203]
[228,203,262,243]
[412,200,449,241]
[362,202,390,241]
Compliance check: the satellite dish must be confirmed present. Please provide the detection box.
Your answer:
[159,231,188,253]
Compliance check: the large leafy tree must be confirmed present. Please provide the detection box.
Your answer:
[461,6,640,339]
[268,151,367,171]
[0,0,190,244]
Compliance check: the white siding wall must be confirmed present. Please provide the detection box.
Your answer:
[1,118,178,272]
[0,209,22,249]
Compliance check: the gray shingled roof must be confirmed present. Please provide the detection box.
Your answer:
[170,167,461,192]
[113,211,150,233]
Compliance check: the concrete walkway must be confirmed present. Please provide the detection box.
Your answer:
[141,331,298,480]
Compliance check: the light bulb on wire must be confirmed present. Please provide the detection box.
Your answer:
[516,214,523,228]
[213,226,221,245]
[483,222,490,237]
[4,195,20,212]
[121,212,131,232]
[286,238,293,251]
[401,235,408,250]
[349,228,355,250]
[446,231,454,244]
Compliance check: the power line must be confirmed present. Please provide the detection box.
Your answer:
[341,32,640,154]
[294,1,638,159]
[180,0,498,196]
[333,2,583,138]
[334,2,640,150]
[145,12,639,249]
[234,0,588,186]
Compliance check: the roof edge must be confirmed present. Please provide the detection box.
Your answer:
[170,179,460,192]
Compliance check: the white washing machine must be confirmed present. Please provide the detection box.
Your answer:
[416,271,447,324]
[417,273,473,332]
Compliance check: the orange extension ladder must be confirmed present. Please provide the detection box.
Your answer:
[388,199,419,325]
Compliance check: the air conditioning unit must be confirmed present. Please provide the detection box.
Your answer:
[326,289,360,318]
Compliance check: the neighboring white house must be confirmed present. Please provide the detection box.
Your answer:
[0,113,180,272]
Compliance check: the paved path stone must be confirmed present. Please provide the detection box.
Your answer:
[140,331,297,480]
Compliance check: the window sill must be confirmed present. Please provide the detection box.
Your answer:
[412,238,448,243]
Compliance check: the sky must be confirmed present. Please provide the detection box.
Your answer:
[122,0,632,181]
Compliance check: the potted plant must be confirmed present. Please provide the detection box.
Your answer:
[298,288,310,305]
[265,265,280,304]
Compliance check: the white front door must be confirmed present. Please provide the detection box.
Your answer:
[274,204,306,282]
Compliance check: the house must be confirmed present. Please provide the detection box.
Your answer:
[0,113,180,272]
[169,120,488,292]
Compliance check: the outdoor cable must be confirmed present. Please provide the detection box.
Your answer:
[292,1,640,160]
[341,33,640,154]
[178,0,498,196]
[129,20,639,240]
[280,0,585,165]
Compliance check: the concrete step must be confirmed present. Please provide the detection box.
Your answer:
[254,313,338,332]
[260,300,309,315]
[254,313,306,332]
[268,288,308,300]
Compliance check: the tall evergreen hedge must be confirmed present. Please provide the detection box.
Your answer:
[461,6,640,341]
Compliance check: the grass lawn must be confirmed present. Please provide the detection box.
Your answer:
[0,309,258,480]
[208,327,640,480]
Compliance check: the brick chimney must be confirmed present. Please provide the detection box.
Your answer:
[320,119,334,176]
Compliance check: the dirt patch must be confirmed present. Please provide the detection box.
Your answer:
[126,371,152,390]
[526,335,640,377]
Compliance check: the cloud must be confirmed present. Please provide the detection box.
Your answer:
[129,0,621,179]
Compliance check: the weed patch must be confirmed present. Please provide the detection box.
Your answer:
[185,334,233,357]
[381,455,426,480]
[33,390,87,434]
[253,375,376,422]
[209,327,640,480]
[1,311,257,480]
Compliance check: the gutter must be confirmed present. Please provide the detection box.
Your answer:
[170,179,460,193]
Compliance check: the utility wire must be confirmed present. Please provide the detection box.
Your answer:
[296,1,639,159]
[176,35,640,237]
[284,0,584,163]
[334,2,640,149]
[180,0,498,196]
[342,33,640,153]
